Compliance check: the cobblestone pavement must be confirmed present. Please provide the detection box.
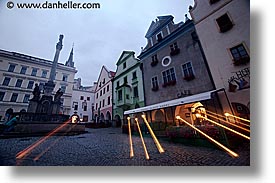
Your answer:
[0,127,250,166]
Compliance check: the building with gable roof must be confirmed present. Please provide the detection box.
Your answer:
[94,65,115,124]
[113,51,144,127]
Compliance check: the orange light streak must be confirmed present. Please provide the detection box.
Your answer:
[16,119,71,160]
[135,118,150,160]
[206,113,250,132]
[33,124,76,161]
[127,117,134,158]
[224,113,250,123]
[176,116,239,158]
[141,115,164,153]
[196,114,250,140]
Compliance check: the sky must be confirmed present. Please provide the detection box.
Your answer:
[0,0,194,86]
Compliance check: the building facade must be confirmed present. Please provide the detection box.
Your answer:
[189,0,250,118]
[70,78,96,122]
[0,49,77,121]
[113,51,145,127]
[138,15,215,106]
[94,66,115,124]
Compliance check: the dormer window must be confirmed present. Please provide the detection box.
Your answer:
[156,32,163,42]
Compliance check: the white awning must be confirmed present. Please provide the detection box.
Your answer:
[124,89,222,115]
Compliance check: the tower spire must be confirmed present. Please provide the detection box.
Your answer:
[65,43,74,67]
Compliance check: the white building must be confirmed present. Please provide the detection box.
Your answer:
[0,48,77,120]
[70,78,96,122]
[189,0,250,119]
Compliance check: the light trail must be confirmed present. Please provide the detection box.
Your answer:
[206,113,250,132]
[16,119,71,160]
[224,113,250,123]
[135,118,150,160]
[206,110,250,127]
[196,114,250,140]
[141,115,164,154]
[176,116,239,158]
[127,117,134,158]
[33,124,76,161]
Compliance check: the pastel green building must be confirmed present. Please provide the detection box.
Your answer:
[113,51,145,126]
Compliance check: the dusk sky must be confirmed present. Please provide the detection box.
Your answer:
[0,0,194,86]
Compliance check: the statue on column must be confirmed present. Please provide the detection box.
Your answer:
[56,34,64,50]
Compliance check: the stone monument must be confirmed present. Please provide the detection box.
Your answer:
[28,34,64,115]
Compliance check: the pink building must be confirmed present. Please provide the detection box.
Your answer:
[94,66,115,123]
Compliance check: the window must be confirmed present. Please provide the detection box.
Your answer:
[27,81,34,89]
[39,83,45,91]
[2,77,11,86]
[170,42,180,56]
[83,101,87,111]
[151,76,159,91]
[61,85,66,93]
[80,96,84,100]
[216,13,233,33]
[123,62,126,69]
[23,94,30,103]
[73,102,78,110]
[132,71,137,80]
[156,32,163,42]
[102,99,105,107]
[116,81,120,88]
[99,101,101,108]
[100,90,102,96]
[62,75,68,82]
[10,93,18,102]
[107,85,109,92]
[124,76,128,84]
[96,93,98,99]
[133,86,139,98]
[8,64,16,72]
[15,79,23,88]
[0,92,5,101]
[182,62,195,81]
[102,78,105,84]
[103,87,105,94]
[87,97,90,101]
[42,70,48,78]
[151,55,158,67]
[162,68,176,87]
[31,68,38,76]
[20,66,27,74]
[118,90,122,101]
[96,103,98,110]
[230,44,250,65]
[107,96,110,105]
[210,0,220,4]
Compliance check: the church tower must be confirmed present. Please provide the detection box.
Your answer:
[65,45,74,67]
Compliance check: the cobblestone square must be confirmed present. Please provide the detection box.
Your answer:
[0,127,250,166]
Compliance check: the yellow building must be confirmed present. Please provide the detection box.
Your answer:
[0,48,77,121]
